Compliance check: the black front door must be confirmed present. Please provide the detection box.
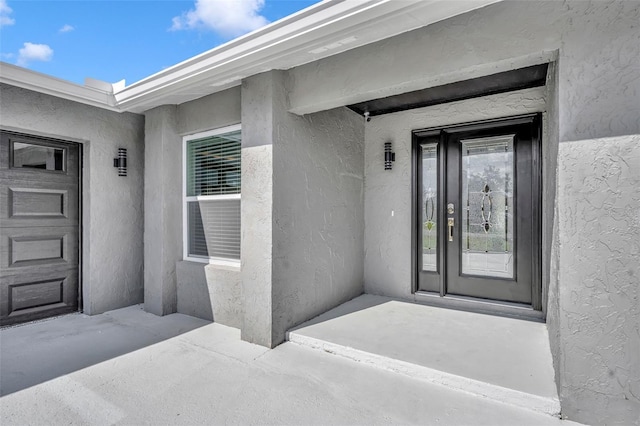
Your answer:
[414,115,541,309]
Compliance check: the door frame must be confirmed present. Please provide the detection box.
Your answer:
[411,114,542,311]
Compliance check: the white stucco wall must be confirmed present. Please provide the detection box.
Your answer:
[363,87,547,299]
[144,87,243,325]
[556,135,640,425]
[288,1,640,143]
[240,70,365,347]
[272,104,365,346]
[0,83,145,315]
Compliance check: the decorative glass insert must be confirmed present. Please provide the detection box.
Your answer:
[13,142,64,171]
[461,135,514,278]
[186,130,241,197]
[421,143,438,271]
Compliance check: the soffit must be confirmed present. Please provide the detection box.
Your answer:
[115,0,502,113]
[0,0,503,114]
[348,63,549,117]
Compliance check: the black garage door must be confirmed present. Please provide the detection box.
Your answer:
[0,132,80,326]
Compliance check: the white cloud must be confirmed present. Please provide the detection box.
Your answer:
[17,42,53,67]
[59,24,74,33]
[171,0,268,38]
[0,0,15,27]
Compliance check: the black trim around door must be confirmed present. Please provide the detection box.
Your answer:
[411,114,542,310]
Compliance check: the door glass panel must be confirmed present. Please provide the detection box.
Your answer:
[421,143,438,272]
[461,136,514,278]
[12,142,65,171]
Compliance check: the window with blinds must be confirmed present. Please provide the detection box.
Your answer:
[184,125,241,262]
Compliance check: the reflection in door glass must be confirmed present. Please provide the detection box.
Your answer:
[422,144,438,271]
[13,142,65,171]
[461,136,514,279]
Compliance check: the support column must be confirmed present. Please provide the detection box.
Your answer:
[240,71,279,347]
[144,105,182,316]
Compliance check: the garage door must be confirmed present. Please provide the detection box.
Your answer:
[0,132,80,326]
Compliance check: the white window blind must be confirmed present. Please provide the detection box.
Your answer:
[184,126,241,262]
[188,199,241,259]
[187,130,241,196]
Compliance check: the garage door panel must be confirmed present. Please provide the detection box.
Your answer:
[1,279,78,325]
[0,181,79,227]
[1,226,78,269]
[0,272,78,321]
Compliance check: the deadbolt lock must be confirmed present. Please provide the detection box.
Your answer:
[447,203,455,215]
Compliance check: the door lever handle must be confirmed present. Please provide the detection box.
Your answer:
[448,218,454,242]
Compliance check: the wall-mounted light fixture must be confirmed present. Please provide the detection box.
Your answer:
[384,141,395,170]
[113,148,127,177]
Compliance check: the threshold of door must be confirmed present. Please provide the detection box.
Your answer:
[287,294,559,417]
[414,291,544,322]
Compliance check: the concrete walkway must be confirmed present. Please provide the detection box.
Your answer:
[289,294,560,416]
[0,304,579,425]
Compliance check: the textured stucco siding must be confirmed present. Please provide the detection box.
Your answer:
[176,86,241,135]
[288,1,640,142]
[0,83,145,315]
[240,144,274,345]
[144,105,181,316]
[144,88,243,325]
[175,261,242,328]
[556,136,640,425]
[363,87,547,299]
[240,71,365,347]
[272,104,365,346]
[240,72,276,346]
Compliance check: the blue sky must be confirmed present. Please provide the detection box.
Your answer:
[0,0,319,85]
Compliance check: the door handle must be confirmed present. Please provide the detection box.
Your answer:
[448,218,454,242]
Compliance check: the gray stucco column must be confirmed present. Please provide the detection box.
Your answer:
[144,105,182,316]
[240,71,279,347]
[240,71,365,348]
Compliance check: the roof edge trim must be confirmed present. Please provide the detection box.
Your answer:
[0,62,120,112]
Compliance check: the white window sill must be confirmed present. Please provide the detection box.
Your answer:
[184,256,240,272]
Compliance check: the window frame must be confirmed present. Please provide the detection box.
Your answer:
[182,124,242,267]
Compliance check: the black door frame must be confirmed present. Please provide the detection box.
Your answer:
[411,114,542,311]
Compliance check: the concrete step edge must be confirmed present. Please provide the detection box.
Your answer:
[286,331,561,418]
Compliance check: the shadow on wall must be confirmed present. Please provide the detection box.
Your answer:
[176,261,243,329]
[0,305,209,396]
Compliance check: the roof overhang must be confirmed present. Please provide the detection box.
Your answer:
[0,62,120,112]
[1,0,502,114]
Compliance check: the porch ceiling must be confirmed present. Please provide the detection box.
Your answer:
[347,63,549,117]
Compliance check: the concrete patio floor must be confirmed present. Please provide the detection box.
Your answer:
[0,304,579,425]
[288,294,559,416]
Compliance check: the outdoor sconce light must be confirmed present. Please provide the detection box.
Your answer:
[384,141,395,170]
[113,148,127,177]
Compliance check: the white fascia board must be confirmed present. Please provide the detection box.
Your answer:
[115,0,503,113]
[114,0,381,109]
[0,62,119,112]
